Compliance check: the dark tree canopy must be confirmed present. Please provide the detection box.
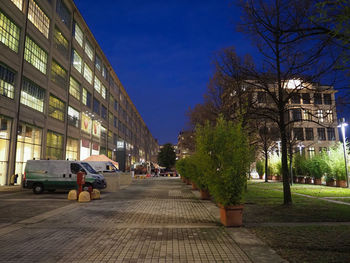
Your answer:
[158,143,176,169]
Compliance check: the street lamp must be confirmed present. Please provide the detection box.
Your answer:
[338,118,349,188]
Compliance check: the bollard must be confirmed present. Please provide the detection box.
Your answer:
[78,191,90,202]
[68,190,78,200]
[91,189,101,200]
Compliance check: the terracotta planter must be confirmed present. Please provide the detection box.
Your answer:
[298,177,305,184]
[191,182,198,190]
[336,180,347,188]
[200,189,210,200]
[186,179,191,185]
[326,180,335,187]
[267,175,273,180]
[219,204,244,227]
[258,174,263,180]
[272,175,278,181]
[305,177,312,184]
[314,178,322,185]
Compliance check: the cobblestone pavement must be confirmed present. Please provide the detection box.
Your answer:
[0,178,252,262]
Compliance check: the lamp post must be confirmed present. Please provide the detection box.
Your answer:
[338,118,349,188]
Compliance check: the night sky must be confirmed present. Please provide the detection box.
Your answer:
[74,0,348,145]
[73,0,252,144]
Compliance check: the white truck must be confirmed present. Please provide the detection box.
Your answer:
[23,160,107,194]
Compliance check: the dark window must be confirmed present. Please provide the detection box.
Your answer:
[56,0,71,28]
[317,128,326,141]
[291,93,301,104]
[71,163,83,174]
[324,94,332,105]
[305,128,314,141]
[257,92,266,103]
[293,128,304,141]
[101,105,107,119]
[302,93,310,104]
[93,98,100,115]
[0,63,15,99]
[114,116,117,128]
[292,109,302,121]
[114,100,118,111]
[86,90,91,108]
[113,133,118,145]
[327,127,336,141]
[314,93,322,104]
[95,55,101,71]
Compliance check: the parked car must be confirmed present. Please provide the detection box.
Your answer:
[23,160,107,194]
[86,161,120,173]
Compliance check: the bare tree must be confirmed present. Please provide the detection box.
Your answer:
[234,0,340,205]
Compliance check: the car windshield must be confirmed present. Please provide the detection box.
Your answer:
[81,162,97,174]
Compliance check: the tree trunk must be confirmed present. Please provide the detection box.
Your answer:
[280,123,293,205]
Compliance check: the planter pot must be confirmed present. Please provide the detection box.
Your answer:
[186,179,191,185]
[219,204,244,227]
[258,174,263,180]
[314,178,322,185]
[200,189,210,200]
[336,180,347,188]
[326,180,335,187]
[292,176,297,183]
[272,175,278,181]
[298,177,305,184]
[191,182,198,190]
[305,177,312,184]
[267,175,273,180]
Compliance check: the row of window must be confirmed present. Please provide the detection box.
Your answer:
[257,91,333,105]
[291,109,334,123]
[293,127,336,141]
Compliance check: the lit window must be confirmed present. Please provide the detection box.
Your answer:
[49,94,65,121]
[66,138,78,160]
[24,36,47,74]
[56,0,71,28]
[72,49,82,73]
[101,85,106,99]
[28,0,50,38]
[68,106,80,127]
[317,109,324,123]
[0,11,21,53]
[0,63,15,99]
[51,60,67,88]
[69,77,80,100]
[46,130,63,160]
[94,76,101,93]
[83,63,93,84]
[21,78,45,112]
[74,22,83,46]
[102,65,107,79]
[10,0,23,11]
[53,27,68,57]
[326,110,333,123]
[85,40,94,61]
[302,110,312,121]
[308,147,315,158]
[82,88,91,107]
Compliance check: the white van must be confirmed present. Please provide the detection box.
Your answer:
[23,160,107,194]
[86,161,120,173]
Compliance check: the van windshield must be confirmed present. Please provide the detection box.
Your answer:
[81,162,97,174]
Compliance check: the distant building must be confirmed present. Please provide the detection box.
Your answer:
[0,0,158,184]
[228,80,339,156]
[177,131,195,159]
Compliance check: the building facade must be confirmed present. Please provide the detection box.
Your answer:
[0,0,158,185]
[229,81,340,157]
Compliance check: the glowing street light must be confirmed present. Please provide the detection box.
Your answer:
[338,118,349,188]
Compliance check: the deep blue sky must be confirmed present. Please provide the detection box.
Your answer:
[73,0,252,144]
[74,0,349,145]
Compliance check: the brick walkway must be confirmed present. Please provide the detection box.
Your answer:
[0,178,253,262]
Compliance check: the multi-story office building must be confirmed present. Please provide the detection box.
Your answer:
[0,0,158,185]
[177,131,194,159]
[228,80,339,156]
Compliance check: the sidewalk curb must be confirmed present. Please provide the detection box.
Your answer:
[191,190,288,263]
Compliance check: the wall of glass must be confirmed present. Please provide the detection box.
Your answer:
[15,123,42,183]
[0,117,11,185]
[46,130,63,159]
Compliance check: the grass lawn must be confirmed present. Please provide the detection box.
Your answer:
[245,181,350,263]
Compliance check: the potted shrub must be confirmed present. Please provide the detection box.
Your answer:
[325,175,335,186]
[327,143,348,188]
[256,160,265,180]
[306,153,329,185]
[197,117,251,227]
